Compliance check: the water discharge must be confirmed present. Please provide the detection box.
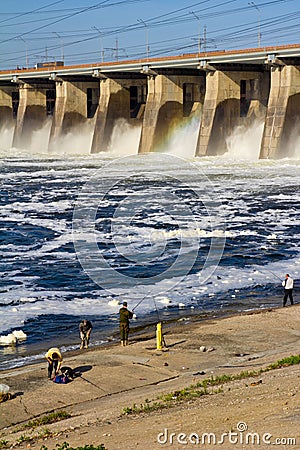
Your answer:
[164,116,201,159]
[49,120,95,157]
[0,123,14,151]
[108,118,142,156]
[225,121,264,160]
[1,115,300,160]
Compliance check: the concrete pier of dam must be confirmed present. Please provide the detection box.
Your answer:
[1,44,300,158]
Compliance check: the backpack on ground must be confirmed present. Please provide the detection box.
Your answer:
[53,374,70,384]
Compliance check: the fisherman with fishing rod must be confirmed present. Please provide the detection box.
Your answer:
[119,294,167,349]
[118,292,145,346]
[119,301,134,346]
[282,273,294,307]
[256,269,296,307]
[269,271,296,307]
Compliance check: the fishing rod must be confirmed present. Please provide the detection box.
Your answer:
[129,294,168,347]
[153,297,161,322]
[254,268,282,282]
[79,374,106,392]
[135,295,162,324]
[132,296,147,312]
[265,269,282,282]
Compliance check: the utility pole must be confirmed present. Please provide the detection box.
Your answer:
[137,18,149,60]
[53,32,64,62]
[190,11,201,54]
[104,41,126,61]
[203,25,207,52]
[92,26,104,62]
[19,37,28,68]
[249,1,261,47]
[115,37,119,61]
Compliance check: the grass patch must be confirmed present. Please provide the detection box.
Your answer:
[37,428,52,439]
[0,440,9,449]
[19,411,71,431]
[122,354,300,415]
[41,442,107,450]
[122,399,168,415]
[16,434,32,444]
[265,354,300,370]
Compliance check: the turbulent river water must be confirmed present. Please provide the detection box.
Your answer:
[0,120,299,370]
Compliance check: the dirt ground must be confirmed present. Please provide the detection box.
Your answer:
[0,304,299,450]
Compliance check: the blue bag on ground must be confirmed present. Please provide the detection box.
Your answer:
[53,374,70,384]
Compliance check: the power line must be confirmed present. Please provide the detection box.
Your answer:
[0,0,64,25]
[0,0,149,16]
[1,0,296,38]
[1,0,299,68]
[0,0,150,28]
[0,0,113,44]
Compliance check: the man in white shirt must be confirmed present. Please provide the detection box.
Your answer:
[282,274,294,307]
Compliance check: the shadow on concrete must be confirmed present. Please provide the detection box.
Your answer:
[165,340,186,348]
[73,365,93,377]
[11,391,23,399]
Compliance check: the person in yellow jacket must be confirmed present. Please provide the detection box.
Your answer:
[45,347,63,379]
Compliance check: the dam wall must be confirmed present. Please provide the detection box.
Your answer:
[138,70,205,154]
[1,45,300,158]
[260,64,300,158]
[49,79,99,149]
[91,75,147,153]
[196,68,269,156]
[11,82,53,148]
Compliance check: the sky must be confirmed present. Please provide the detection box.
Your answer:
[0,0,299,70]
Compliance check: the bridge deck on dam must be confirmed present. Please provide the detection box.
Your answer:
[1,43,300,79]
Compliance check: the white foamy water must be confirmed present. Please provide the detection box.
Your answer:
[0,123,14,149]
[108,118,142,156]
[0,117,299,369]
[225,121,264,160]
[164,116,201,158]
[0,154,299,332]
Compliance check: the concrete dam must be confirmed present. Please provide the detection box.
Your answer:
[1,43,300,158]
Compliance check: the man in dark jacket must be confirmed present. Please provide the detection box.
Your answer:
[119,301,133,346]
[79,319,93,349]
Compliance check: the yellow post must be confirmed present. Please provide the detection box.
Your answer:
[156,322,163,350]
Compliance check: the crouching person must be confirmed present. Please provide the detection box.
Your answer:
[79,319,93,349]
[45,347,63,379]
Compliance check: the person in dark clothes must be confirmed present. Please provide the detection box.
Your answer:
[119,301,133,346]
[79,319,93,349]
